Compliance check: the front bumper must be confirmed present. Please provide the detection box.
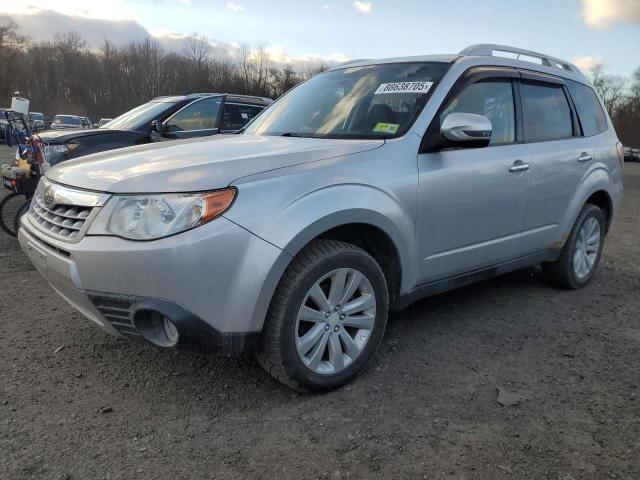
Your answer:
[18,213,288,356]
[85,291,260,355]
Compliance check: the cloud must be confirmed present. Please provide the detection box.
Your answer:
[581,0,640,28]
[353,1,372,13]
[226,2,245,12]
[322,4,331,10]
[2,9,344,69]
[5,9,149,45]
[0,0,133,21]
[178,0,192,5]
[265,44,349,65]
[573,56,604,72]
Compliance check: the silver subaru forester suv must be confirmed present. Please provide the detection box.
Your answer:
[19,45,623,391]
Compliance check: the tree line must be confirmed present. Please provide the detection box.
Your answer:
[592,66,640,148]
[1,16,639,147]
[0,17,326,122]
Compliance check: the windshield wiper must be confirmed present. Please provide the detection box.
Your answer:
[280,132,303,137]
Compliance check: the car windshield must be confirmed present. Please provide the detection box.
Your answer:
[102,101,178,131]
[29,113,44,120]
[53,115,80,125]
[245,62,450,139]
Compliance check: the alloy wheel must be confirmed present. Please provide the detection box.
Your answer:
[573,217,601,279]
[295,268,376,375]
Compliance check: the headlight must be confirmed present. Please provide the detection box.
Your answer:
[43,144,68,164]
[87,189,237,240]
[42,143,78,165]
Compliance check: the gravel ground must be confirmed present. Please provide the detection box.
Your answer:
[1,144,639,479]
[2,144,14,163]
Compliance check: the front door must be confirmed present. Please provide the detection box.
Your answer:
[416,78,531,284]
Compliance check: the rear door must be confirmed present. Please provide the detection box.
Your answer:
[416,70,532,283]
[518,73,594,253]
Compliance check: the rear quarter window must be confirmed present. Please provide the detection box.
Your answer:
[566,80,608,136]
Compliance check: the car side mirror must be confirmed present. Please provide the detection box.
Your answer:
[151,120,164,134]
[440,112,492,148]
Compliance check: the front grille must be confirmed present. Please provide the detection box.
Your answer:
[29,193,93,241]
[89,295,141,339]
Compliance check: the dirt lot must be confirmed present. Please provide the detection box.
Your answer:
[1,144,639,479]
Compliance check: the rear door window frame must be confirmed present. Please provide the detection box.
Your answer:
[516,70,581,144]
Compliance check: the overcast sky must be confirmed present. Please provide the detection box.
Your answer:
[1,0,639,75]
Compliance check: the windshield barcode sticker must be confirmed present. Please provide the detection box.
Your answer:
[374,81,433,95]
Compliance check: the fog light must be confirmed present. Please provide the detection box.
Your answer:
[134,310,180,347]
[163,317,179,345]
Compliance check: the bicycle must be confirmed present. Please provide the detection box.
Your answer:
[1,110,40,237]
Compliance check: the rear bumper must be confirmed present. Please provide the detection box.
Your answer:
[18,213,288,356]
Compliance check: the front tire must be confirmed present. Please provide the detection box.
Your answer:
[257,239,389,392]
[542,204,606,289]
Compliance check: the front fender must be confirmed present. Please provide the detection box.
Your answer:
[226,182,418,331]
[238,182,416,287]
[277,184,413,264]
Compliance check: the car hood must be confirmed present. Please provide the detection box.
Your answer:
[46,134,384,193]
[36,128,114,141]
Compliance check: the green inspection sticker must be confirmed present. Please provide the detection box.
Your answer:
[373,122,400,134]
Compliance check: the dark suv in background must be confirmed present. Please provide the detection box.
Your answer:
[31,93,271,166]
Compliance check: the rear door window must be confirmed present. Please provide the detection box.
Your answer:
[520,82,573,142]
[566,80,608,136]
[220,103,263,131]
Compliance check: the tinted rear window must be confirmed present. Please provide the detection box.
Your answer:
[221,103,263,131]
[566,80,608,136]
[520,82,573,142]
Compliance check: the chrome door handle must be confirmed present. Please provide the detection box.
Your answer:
[509,160,530,173]
[578,153,593,163]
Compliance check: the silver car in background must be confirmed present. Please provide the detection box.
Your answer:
[19,44,623,391]
[51,114,82,130]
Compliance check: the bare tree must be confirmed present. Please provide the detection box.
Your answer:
[238,42,255,94]
[302,62,329,80]
[591,65,627,117]
[0,16,27,98]
[253,42,272,96]
[182,33,210,71]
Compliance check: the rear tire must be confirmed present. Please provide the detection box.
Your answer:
[542,204,605,289]
[257,239,388,392]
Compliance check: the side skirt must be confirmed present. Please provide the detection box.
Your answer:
[392,250,560,311]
